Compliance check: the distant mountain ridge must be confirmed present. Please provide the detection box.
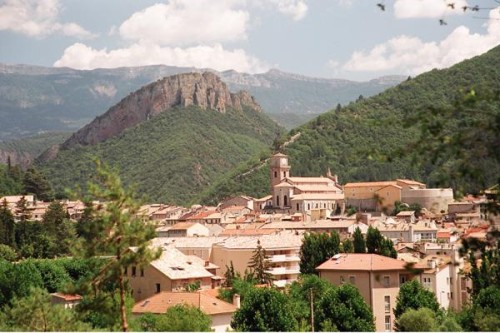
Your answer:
[37,72,282,204]
[0,63,404,140]
[60,71,262,150]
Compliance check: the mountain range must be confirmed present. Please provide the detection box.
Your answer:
[37,72,282,204]
[0,63,404,141]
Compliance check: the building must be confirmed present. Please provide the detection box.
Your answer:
[317,253,410,332]
[132,291,238,332]
[127,246,215,302]
[269,153,344,218]
[50,293,82,309]
[163,222,210,237]
[344,179,453,213]
[211,230,303,288]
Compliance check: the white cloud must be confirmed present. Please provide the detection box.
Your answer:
[394,0,468,19]
[270,0,308,21]
[119,0,249,46]
[342,8,500,76]
[53,42,269,73]
[0,0,94,38]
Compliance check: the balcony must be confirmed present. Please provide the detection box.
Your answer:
[265,266,300,275]
[272,278,297,288]
[267,254,300,263]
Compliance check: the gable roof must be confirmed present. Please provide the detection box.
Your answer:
[150,247,213,280]
[316,253,407,271]
[132,291,237,315]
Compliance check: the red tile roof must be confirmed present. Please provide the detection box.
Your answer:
[316,253,407,271]
[132,291,237,315]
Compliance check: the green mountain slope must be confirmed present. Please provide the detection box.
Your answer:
[38,105,281,204]
[198,45,500,203]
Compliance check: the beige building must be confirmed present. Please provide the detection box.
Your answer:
[211,230,303,287]
[345,179,453,213]
[317,253,411,332]
[132,291,238,332]
[127,247,215,302]
[162,222,210,237]
[269,153,344,218]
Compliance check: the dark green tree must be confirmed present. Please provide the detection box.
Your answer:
[223,261,239,287]
[74,160,161,332]
[353,227,366,253]
[248,240,272,285]
[14,196,31,223]
[217,276,256,304]
[22,167,54,202]
[315,283,375,331]
[366,226,397,258]
[300,231,340,274]
[0,199,15,248]
[42,201,76,257]
[231,287,298,331]
[0,245,17,262]
[394,280,441,321]
[136,304,212,332]
[1,287,92,331]
[341,238,354,253]
[288,274,334,331]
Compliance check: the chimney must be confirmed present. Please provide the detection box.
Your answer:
[427,259,437,269]
[233,293,241,309]
[205,260,210,267]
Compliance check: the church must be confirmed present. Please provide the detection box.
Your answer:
[269,153,345,219]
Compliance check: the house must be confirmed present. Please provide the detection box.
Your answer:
[414,255,454,309]
[164,222,209,237]
[395,211,416,223]
[127,246,215,302]
[50,293,82,309]
[316,253,411,332]
[132,291,239,332]
[153,236,228,262]
[219,195,254,211]
[269,153,344,217]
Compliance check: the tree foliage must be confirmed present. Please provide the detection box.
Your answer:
[231,287,298,332]
[137,304,212,332]
[396,307,438,332]
[365,226,397,258]
[353,227,366,253]
[299,231,340,274]
[394,280,441,321]
[22,167,54,202]
[248,240,272,285]
[73,160,161,331]
[315,283,375,332]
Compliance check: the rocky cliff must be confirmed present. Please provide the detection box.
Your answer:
[61,72,262,149]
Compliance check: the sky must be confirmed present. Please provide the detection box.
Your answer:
[0,0,499,81]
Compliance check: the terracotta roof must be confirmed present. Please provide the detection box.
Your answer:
[187,211,217,220]
[150,247,213,280]
[316,253,407,271]
[170,222,196,230]
[396,179,426,186]
[396,211,415,217]
[254,195,272,202]
[291,193,344,200]
[132,291,237,315]
[219,228,277,236]
[437,231,451,238]
[287,177,335,184]
[51,293,82,301]
[344,181,397,188]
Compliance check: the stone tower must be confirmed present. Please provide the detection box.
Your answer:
[270,153,290,195]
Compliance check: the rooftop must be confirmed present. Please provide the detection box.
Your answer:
[316,253,408,271]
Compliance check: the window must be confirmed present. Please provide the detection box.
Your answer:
[274,171,277,178]
[384,296,390,313]
[385,316,391,331]
[296,203,300,211]
[383,276,390,288]
[276,196,280,206]
[349,276,356,285]
[283,171,286,178]
[141,268,144,277]
[156,283,161,293]
[132,266,136,277]
[400,275,408,285]
[423,277,431,288]
[124,267,128,275]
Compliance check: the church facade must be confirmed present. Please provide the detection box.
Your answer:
[269,153,345,219]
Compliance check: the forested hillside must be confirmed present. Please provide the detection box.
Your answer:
[38,105,281,204]
[198,45,500,203]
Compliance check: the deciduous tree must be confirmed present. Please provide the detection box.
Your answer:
[394,280,440,321]
[300,231,340,274]
[353,227,366,253]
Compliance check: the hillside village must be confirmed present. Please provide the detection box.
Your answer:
[0,152,497,332]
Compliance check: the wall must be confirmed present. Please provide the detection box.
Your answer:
[402,188,454,213]
[128,266,173,302]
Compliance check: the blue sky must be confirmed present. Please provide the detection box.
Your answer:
[0,0,499,81]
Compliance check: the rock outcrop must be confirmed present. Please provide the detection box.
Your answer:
[61,72,262,149]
